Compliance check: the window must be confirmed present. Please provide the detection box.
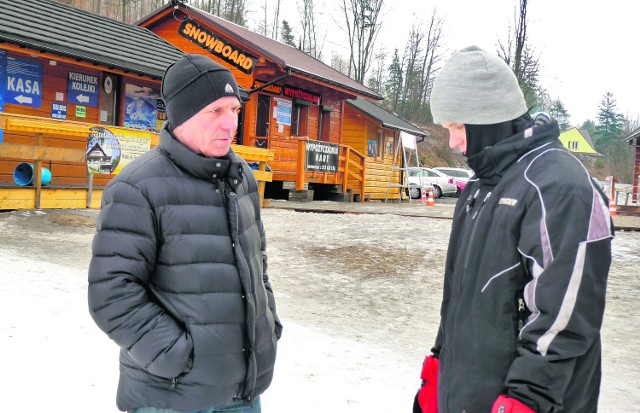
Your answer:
[256,94,270,137]
[319,109,331,141]
[568,141,579,150]
[291,102,309,136]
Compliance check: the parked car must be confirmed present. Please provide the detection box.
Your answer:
[433,167,474,194]
[406,167,459,199]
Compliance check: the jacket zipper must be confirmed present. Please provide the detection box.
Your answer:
[517,296,526,331]
[463,191,492,272]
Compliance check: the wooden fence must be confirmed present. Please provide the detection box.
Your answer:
[0,113,274,210]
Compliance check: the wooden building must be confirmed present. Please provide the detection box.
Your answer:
[343,98,428,200]
[0,0,184,188]
[137,3,413,201]
[559,127,601,156]
[625,128,640,205]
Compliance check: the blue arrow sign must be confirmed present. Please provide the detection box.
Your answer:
[68,71,99,107]
[5,56,43,108]
[0,50,5,143]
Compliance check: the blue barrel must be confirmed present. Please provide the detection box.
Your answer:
[13,162,52,186]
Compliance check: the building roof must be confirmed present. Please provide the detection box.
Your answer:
[138,3,381,100]
[559,127,601,155]
[0,0,185,78]
[625,127,640,145]
[346,98,429,137]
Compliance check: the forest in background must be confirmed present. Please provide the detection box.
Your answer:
[53,0,636,182]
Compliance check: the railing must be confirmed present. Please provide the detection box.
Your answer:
[0,113,274,209]
[268,136,366,201]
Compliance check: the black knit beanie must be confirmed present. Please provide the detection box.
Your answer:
[161,54,241,128]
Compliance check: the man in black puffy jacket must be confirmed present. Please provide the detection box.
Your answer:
[88,54,282,413]
[416,46,613,413]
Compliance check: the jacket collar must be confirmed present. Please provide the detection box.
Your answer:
[158,125,244,188]
[467,118,560,185]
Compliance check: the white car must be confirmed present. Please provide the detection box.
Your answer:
[406,167,459,199]
[433,167,474,194]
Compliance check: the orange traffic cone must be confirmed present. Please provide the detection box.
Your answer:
[426,187,435,207]
[609,203,618,216]
[420,186,427,204]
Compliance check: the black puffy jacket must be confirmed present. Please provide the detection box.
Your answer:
[88,127,281,412]
[433,119,613,413]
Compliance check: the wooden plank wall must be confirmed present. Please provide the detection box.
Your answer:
[0,50,108,186]
[341,105,401,200]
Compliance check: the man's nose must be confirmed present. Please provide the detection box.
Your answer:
[220,115,237,131]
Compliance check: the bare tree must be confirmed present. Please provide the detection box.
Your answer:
[418,10,443,107]
[497,0,542,110]
[297,0,322,59]
[271,0,282,39]
[339,0,384,83]
[330,52,350,76]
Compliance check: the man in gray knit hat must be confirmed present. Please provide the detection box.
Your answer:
[89,54,282,413]
[414,46,613,413]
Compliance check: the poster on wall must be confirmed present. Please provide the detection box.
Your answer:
[87,126,152,175]
[275,97,292,125]
[124,83,161,132]
[367,139,377,157]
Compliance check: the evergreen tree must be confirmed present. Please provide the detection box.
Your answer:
[549,99,570,131]
[594,91,625,148]
[383,49,403,112]
[280,20,296,46]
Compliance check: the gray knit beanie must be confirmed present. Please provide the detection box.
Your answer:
[430,45,527,125]
[161,54,241,128]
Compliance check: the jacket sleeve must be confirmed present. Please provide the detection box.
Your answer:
[88,180,193,379]
[258,208,283,340]
[506,179,613,412]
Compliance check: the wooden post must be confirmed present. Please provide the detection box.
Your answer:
[33,133,43,209]
[360,156,366,202]
[86,172,94,209]
[296,139,306,191]
[343,147,350,192]
[258,161,267,208]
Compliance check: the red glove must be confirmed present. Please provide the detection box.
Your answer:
[417,355,438,413]
[491,395,535,413]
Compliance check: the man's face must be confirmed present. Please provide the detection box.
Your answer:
[441,122,467,155]
[174,96,241,157]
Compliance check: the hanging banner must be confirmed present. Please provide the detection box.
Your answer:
[5,56,42,107]
[178,20,259,74]
[306,140,339,172]
[86,126,152,175]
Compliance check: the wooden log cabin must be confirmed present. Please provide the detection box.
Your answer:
[624,129,640,206]
[0,0,185,207]
[137,2,426,201]
[343,98,428,200]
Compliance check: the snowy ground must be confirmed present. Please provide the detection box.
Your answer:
[0,208,638,412]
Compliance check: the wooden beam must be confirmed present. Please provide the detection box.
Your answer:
[0,143,86,163]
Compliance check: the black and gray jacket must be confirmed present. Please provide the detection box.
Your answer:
[433,119,613,412]
[88,127,282,412]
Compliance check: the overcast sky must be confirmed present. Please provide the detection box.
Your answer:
[266,0,638,126]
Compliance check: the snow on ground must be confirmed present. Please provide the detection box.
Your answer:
[0,208,638,412]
